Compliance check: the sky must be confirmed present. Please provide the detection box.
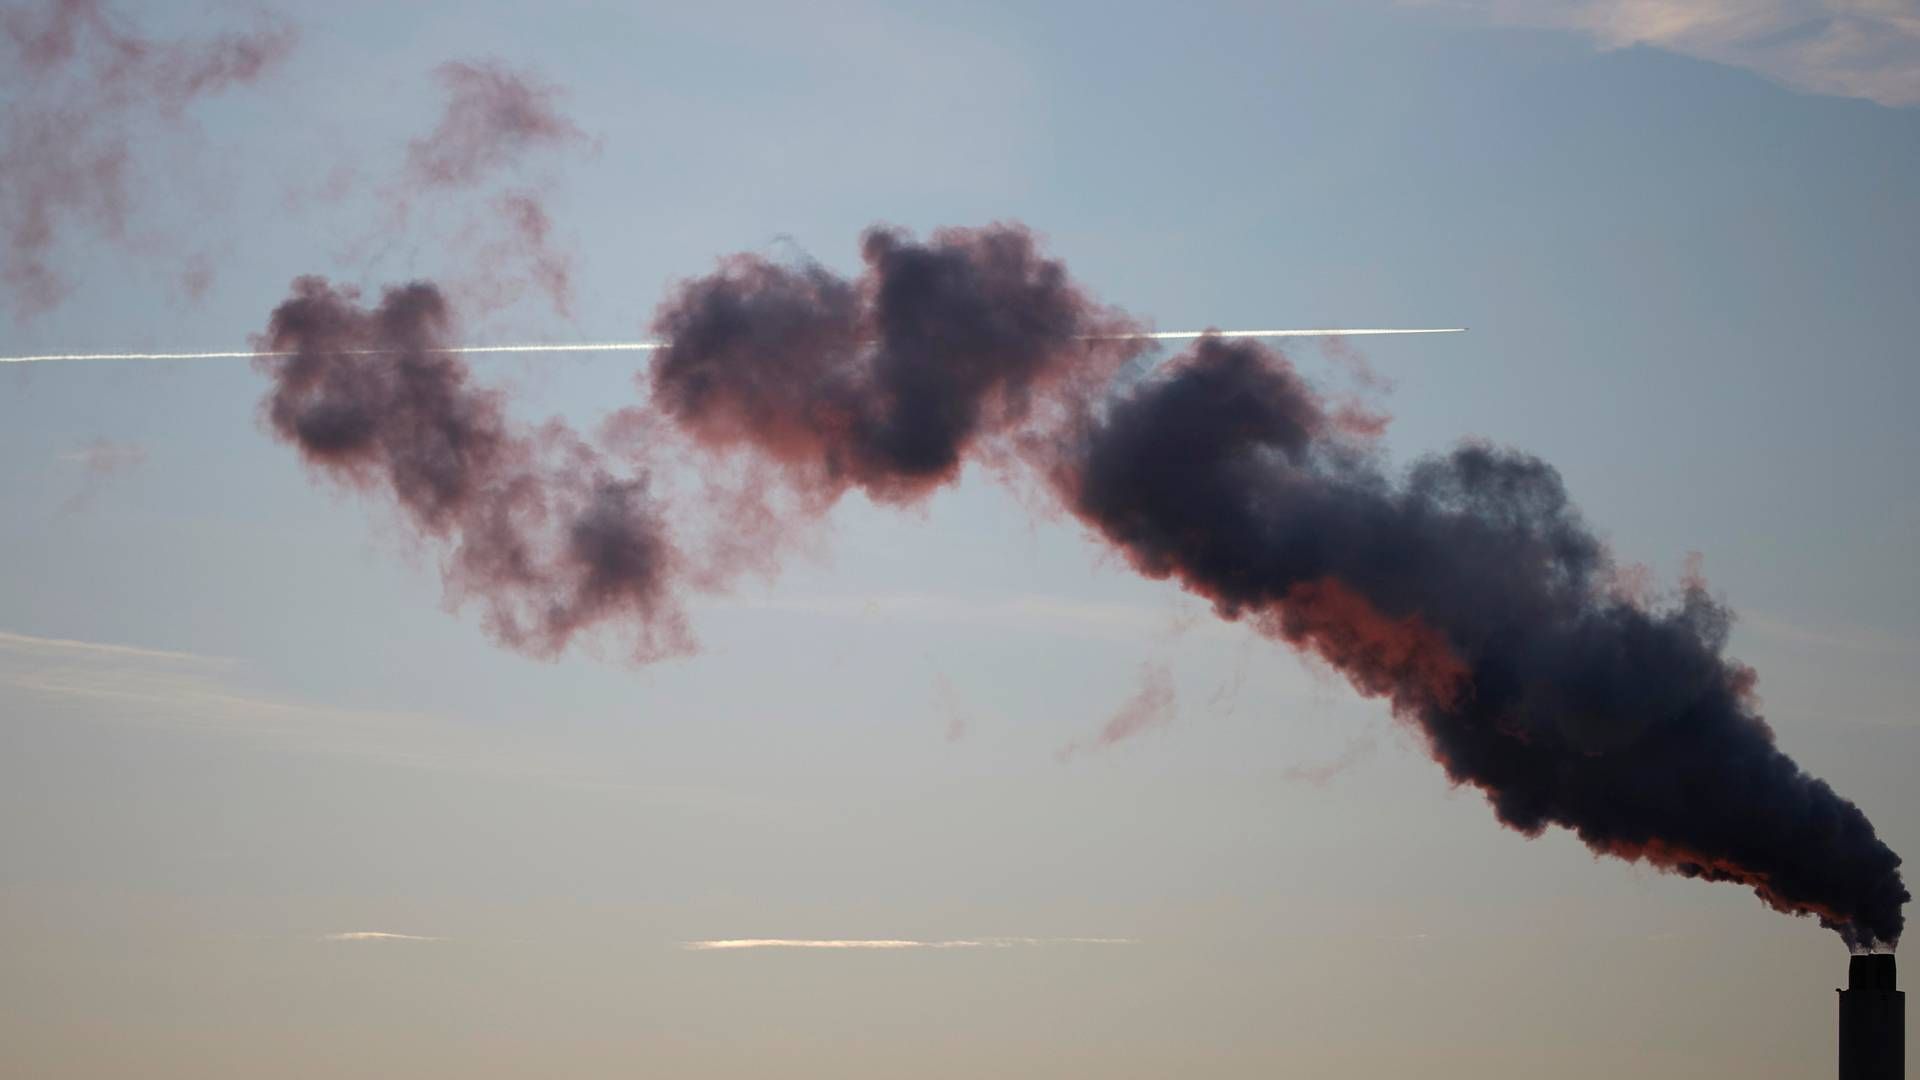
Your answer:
[2,1,1918,1077]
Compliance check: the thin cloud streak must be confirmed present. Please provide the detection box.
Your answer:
[1056,662,1177,761]
[682,937,1137,951]
[60,437,146,473]
[0,627,818,814]
[0,627,227,666]
[321,931,446,943]
[0,656,433,740]
[1278,736,1377,787]
[58,437,147,512]
[722,591,1245,644]
[1418,0,1920,107]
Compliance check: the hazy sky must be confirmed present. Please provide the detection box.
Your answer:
[3,1,1917,1077]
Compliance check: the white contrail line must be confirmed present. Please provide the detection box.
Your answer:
[0,328,1465,366]
[0,343,666,364]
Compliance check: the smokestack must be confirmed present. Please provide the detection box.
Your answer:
[1840,953,1904,1080]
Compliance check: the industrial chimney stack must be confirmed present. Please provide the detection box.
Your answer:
[1840,954,1904,1080]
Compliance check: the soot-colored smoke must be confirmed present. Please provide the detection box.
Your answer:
[406,59,586,189]
[260,222,1905,949]
[1057,335,1907,949]
[255,276,687,662]
[649,223,1143,503]
[0,0,294,315]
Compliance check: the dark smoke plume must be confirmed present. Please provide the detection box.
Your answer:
[0,0,295,315]
[1053,335,1907,949]
[255,277,687,663]
[260,222,1905,950]
[649,224,1144,504]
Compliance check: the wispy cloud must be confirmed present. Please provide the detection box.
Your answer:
[681,937,1136,951]
[0,627,822,813]
[1279,737,1377,787]
[719,591,1243,644]
[932,672,973,743]
[321,931,446,943]
[0,628,226,666]
[61,438,148,474]
[0,626,574,782]
[58,438,148,512]
[0,628,847,826]
[0,632,435,745]
[1417,1,1920,107]
[1056,661,1177,761]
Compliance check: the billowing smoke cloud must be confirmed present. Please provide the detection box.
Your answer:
[648,224,1144,504]
[0,0,295,315]
[1053,334,1907,949]
[255,277,687,662]
[259,221,1905,950]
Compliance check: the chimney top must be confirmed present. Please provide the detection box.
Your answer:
[1848,953,1898,993]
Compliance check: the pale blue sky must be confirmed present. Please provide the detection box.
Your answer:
[2,2,1917,1077]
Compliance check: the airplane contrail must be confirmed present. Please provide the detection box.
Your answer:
[0,327,1465,365]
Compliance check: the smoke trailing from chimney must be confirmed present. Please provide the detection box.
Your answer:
[257,222,1906,950]
[1051,333,1906,950]
[255,276,689,663]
